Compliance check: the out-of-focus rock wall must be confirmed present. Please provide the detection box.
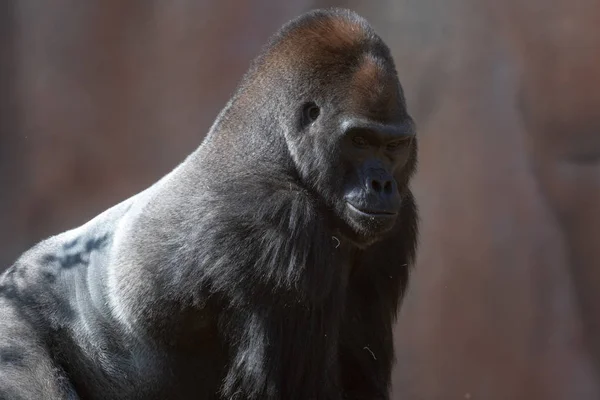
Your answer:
[2,1,600,398]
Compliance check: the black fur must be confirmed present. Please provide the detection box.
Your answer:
[0,8,418,400]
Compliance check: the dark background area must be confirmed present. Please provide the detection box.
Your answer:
[2,0,600,398]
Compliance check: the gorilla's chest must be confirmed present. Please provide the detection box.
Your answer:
[63,334,227,399]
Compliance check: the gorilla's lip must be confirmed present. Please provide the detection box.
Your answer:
[346,203,398,218]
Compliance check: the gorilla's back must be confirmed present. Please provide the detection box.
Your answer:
[0,176,182,399]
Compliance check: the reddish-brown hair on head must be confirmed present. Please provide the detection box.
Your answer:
[271,8,374,59]
[240,8,397,92]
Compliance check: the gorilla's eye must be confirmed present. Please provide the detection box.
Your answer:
[352,136,369,148]
[386,140,405,151]
[302,102,320,125]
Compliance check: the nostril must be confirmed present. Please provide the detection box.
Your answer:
[371,180,382,193]
[383,181,392,194]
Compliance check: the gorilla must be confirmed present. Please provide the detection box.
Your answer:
[0,8,417,400]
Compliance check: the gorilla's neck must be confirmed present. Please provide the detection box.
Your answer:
[155,101,350,302]
[196,101,298,182]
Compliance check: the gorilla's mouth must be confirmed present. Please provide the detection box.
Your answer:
[342,202,399,247]
[346,203,398,218]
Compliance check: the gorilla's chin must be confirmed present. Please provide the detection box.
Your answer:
[341,202,398,248]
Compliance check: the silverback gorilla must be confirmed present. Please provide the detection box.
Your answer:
[0,8,417,400]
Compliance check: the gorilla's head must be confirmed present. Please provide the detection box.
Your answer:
[213,9,417,248]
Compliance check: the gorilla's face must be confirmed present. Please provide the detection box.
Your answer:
[286,69,416,248]
[336,117,415,246]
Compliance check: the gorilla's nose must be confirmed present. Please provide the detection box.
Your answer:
[369,176,394,195]
[362,170,401,214]
[366,170,395,196]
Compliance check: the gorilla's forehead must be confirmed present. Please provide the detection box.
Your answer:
[346,54,405,122]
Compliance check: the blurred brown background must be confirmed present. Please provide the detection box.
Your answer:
[2,0,600,398]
